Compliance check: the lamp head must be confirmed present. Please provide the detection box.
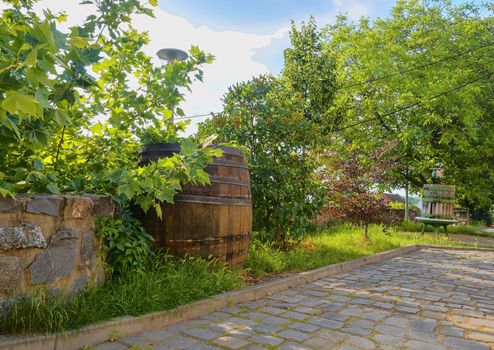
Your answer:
[156,48,188,64]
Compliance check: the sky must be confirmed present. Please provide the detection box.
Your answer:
[157,0,396,132]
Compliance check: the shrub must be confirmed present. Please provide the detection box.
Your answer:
[95,210,154,275]
[321,150,395,239]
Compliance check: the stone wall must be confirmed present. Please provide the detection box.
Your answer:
[0,194,114,297]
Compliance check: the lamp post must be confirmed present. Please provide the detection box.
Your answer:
[156,48,189,124]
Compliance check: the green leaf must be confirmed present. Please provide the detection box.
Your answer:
[180,138,197,156]
[33,159,44,171]
[1,91,41,118]
[163,109,173,119]
[47,183,60,193]
[53,110,70,126]
[25,49,38,67]
[123,186,135,200]
[154,204,162,219]
[67,37,92,48]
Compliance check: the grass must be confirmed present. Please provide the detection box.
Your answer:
[1,224,488,335]
[244,224,474,277]
[399,220,493,237]
[0,255,243,335]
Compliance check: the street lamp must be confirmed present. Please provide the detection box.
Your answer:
[156,48,188,123]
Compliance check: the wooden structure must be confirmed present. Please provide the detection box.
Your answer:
[136,143,252,265]
[417,184,457,235]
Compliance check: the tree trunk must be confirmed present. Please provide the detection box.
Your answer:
[364,224,369,240]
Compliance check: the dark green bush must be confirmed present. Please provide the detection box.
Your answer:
[95,210,154,275]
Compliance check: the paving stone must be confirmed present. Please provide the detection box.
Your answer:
[348,318,375,329]
[320,311,349,322]
[396,306,420,313]
[373,334,401,345]
[242,311,268,320]
[262,315,289,325]
[375,324,408,337]
[279,342,312,350]
[259,306,285,315]
[340,325,371,337]
[305,334,343,348]
[213,336,249,349]
[288,322,320,333]
[438,325,465,337]
[182,328,221,341]
[143,328,181,342]
[249,333,284,346]
[309,316,344,329]
[252,323,282,334]
[383,316,409,328]
[283,311,309,320]
[163,335,201,349]
[225,317,258,328]
[119,335,154,347]
[374,301,394,309]
[362,310,389,321]
[203,311,230,321]
[94,342,127,350]
[227,328,257,339]
[293,306,320,314]
[467,331,494,343]
[343,335,376,350]
[404,339,446,350]
[443,337,490,350]
[278,329,311,342]
[82,249,494,350]
[184,345,223,350]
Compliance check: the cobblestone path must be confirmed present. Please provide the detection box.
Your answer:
[95,249,494,350]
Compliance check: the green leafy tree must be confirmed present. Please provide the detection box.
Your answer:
[0,0,219,216]
[199,19,337,246]
[323,0,494,216]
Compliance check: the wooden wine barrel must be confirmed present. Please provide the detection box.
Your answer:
[421,184,455,219]
[137,143,252,265]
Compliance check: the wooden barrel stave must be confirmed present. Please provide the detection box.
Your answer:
[137,143,252,265]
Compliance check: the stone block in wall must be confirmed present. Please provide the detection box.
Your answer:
[0,198,23,213]
[70,275,89,293]
[0,224,47,250]
[64,196,94,220]
[0,212,22,226]
[29,228,78,284]
[24,195,64,216]
[84,194,115,218]
[81,230,99,262]
[0,256,22,292]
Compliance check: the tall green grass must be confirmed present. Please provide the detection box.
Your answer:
[244,224,468,277]
[0,255,243,334]
[399,220,490,237]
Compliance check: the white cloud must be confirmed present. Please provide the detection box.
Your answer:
[133,9,288,134]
